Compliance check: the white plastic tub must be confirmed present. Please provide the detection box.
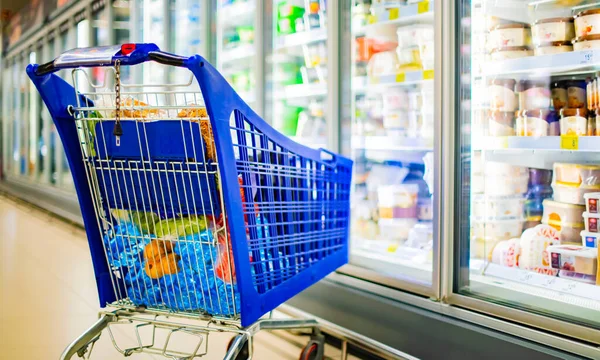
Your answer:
[472,218,524,239]
[532,17,574,45]
[554,163,600,187]
[542,200,585,225]
[583,212,600,233]
[545,219,585,244]
[378,218,417,241]
[547,244,598,275]
[581,230,599,248]
[473,195,525,220]
[584,192,600,214]
[552,183,600,205]
[484,175,529,196]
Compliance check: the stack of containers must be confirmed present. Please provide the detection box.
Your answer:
[471,158,528,260]
[543,163,600,244]
[516,79,556,138]
[524,168,553,230]
[396,24,434,71]
[377,183,419,243]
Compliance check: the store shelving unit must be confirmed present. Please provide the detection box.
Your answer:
[485,49,600,77]
[353,0,434,36]
[274,27,327,49]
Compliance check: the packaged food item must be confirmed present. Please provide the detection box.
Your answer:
[581,230,599,248]
[396,46,422,70]
[488,78,517,111]
[548,245,598,275]
[583,212,600,232]
[382,87,408,111]
[519,80,551,110]
[566,80,587,108]
[488,110,516,136]
[484,175,529,196]
[525,198,546,219]
[574,9,600,38]
[542,200,585,225]
[558,270,597,285]
[490,23,531,48]
[553,163,600,187]
[547,110,561,135]
[524,218,542,230]
[472,174,485,194]
[491,46,533,61]
[551,81,568,110]
[545,218,585,243]
[378,218,417,241]
[396,24,434,49]
[529,168,552,186]
[532,17,575,45]
[572,34,600,50]
[553,183,600,205]
[588,113,597,136]
[378,184,419,219]
[516,109,550,137]
[472,236,502,261]
[382,110,410,131]
[472,218,524,239]
[484,162,528,177]
[560,107,588,136]
[519,224,560,272]
[417,197,434,221]
[492,238,522,267]
[584,192,600,213]
[534,41,573,56]
[367,50,399,77]
[596,109,600,135]
[406,222,433,249]
[116,97,163,119]
[473,195,525,220]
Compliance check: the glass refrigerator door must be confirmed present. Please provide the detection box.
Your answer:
[269,0,328,148]
[216,0,259,106]
[457,0,600,343]
[346,1,436,289]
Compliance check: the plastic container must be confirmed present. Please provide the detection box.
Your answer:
[382,87,408,111]
[574,9,600,38]
[532,17,575,45]
[545,218,585,243]
[396,46,422,70]
[484,162,528,178]
[378,184,419,211]
[417,197,434,221]
[581,230,599,248]
[379,218,417,241]
[548,245,598,275]
[491,46,533,61]
[558,270,597,284]
[516,109,550,137]
[489,78,517,111]
[584,192,600,214]
[551,81,567,110]
[419,40,434,71]
[572,34,600,50]
[547,110,561,135]
[529,168,553,186]
[552,183,600,205]
[491,238,521,267]
[473,195,525,220]
[560,108,588,136]
[406,222,433,249]
[542,200,585,225]
[534,41,573,56]
[566,80,587,108]
[367,50,399,77]
[396,24,434,49]
[382,110,409,131]
[472,218,524,239]
[488,110,516,136]
[490,23,531,48]
[553,163,600,188]
[583,212,600,233]
[472,174,485,194]
[519,225,560,271]
[472,236,502,261]
[519,80,551,110]
[484,175,529,196]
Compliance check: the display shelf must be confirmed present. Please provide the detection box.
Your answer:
[478,136,600,170]
[354,0,434,35]
[220,44,255,64]
[274,28,327,50]
[369,70,434,87]
[276,83,327,101]
[218,0,255,27]
[352,135,432,152]
[484,49,600,77]
[352,76,368,94]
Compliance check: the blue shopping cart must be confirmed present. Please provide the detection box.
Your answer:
[27,43,352,359]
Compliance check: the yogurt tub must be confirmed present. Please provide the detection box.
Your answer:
[554,163,600,187]
[484,175,529,196]
[547,244,598,275]
[516,109,550,137]
[551,81,568,110]
[581,230,599,247]
[534,41,573,56]
[583,212,600,233]
[472,195,525,220]
[583,192,600,214]
[491,46,533,61]
[560,108,588,136]
[542,199,585,225]
[545,218,585,243]
[572,34,600,50]
[490,23,531,48]
[574,9,600,38]
[472,218,524,239]
[488,78,517,111]
[488,110,516,136]
[552,183,600,205]
[566,80,587,108]
[519,80,551,110]
[532,17,575,45]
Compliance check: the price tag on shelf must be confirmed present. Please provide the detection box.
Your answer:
[368,15,378,24]
[395,72,406,83]
[418,1,430,14]
[423,70,434,80]
[580,50,594,64]
[560,135,579,150]
[370,76,381,85]
[389,8,400,20]
[387,244,398,253]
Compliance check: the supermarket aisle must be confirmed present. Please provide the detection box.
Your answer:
[0,195,352,359]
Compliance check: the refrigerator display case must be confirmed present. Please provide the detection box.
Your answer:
[344,0,437,290]
[456,0,600,343]
[216,0,261,109]
[268,0,329,148]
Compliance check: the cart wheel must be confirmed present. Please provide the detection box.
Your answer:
[299,341,323,360]
[227,336,249,360]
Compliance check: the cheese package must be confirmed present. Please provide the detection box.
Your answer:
[547,245,598,275]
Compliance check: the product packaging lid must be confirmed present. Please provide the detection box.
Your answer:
[583,192,600,200]
[575,8,600,18]
[547,244,598,259]
[534,17,574,24]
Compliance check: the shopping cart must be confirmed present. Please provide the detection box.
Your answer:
[27,43,352,359]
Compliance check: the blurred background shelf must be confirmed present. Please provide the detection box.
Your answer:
[275,27,328,49]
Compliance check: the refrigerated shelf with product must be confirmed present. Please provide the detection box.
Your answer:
[347,0,437,288]
[458,0,600,342]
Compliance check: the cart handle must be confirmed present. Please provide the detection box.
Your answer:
[34,43,188,76]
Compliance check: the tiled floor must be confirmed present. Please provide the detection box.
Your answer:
[0,195,359,359]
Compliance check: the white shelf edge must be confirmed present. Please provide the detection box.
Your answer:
[275,28,327,50]
[219,44,255,63]
[353,1,435,35]
[483,49,600,77]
